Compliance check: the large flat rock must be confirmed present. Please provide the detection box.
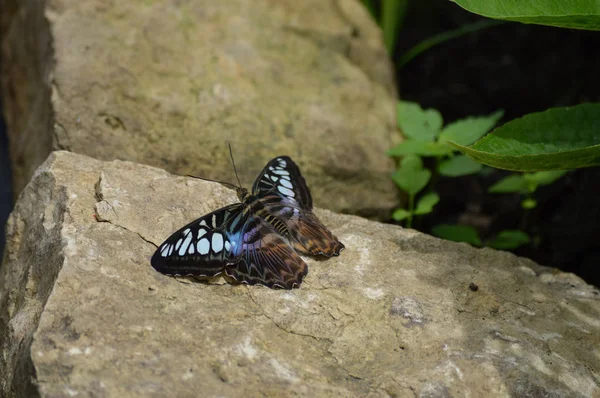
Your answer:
[1,151,599,397]
[1,0,397,216]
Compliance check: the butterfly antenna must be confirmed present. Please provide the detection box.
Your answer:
[228,143,243,188]
[186,174,238,190]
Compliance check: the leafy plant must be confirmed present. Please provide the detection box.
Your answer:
[444,2,600,171]
[432,225,530,250]
[388,101,502,227]
[389,102,566,251]
[391,155,439,227]
[488,170,568,209]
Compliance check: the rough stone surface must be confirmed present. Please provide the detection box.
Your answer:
[1,0,397,216]
[1,151,599,397]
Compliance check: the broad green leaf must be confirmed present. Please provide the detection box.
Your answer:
[414,192,440,215]
[397,101,443,141]
[381,0,408,54]
[388,140,453,157]
[432,224,482,246]
[452,0,600,30]
[392,208,411,221]
[490,170,568,194]
[523,170,569,186]
[439,110,504,146]
[489,230,530,250]
[488,175,527,193]
[447,103,600,171]
[439,155,483,177]
[392,155,431,195]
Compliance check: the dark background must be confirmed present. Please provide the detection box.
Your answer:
[0,96,10,260]
[392,0,600,287]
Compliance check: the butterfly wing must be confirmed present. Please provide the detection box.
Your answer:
[225,219,308,289]
[151,204,245,277]
[252,156,312,209]
[252,156,344,257]
[152,202,307,289]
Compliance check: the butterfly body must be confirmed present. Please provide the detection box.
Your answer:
[151,156,344,289]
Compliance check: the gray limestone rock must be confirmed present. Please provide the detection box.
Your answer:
[1,151,599,397]
[0,0,397,217]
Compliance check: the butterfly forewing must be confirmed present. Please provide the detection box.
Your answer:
[252,155,344,257]
[151,204,245,277]
[252,156,312,209]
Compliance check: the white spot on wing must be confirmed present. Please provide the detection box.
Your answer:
[212,214,217,228]
[212,233,224,253]
[273,170,289,176]
[278,185,295,197]
[188,243,195,254]
[179,233,192,256]
[225,241,231,252]
[183,228,191,236]
[199,220,208,227]
[281,175,291,180]
[198,228,207,239]
[270,175,279,182]
[280,179,292,189]
[175,238,183,251]
[168,245,174,256]
[161,244,170,257]
[197,238,210,255]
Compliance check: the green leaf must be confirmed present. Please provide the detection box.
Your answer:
[439,155,484,177]
[388,140,453,157]
[431,224,482,246]
[414,192,440,215]
[452,0,600,30]
[488,175,528,193]
[488,230,531,250]
[381,0,408,54]
[397,101,443,141]
[447,103,600,171]
[439,110,504,146]
[392,208,412,221]
[392,155,431,195]
[522,198,538,209]
[523,170,569,187]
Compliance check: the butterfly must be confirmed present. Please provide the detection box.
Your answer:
[151,156,344,289]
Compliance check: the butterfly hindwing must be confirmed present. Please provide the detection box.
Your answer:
[225,220,308,289]
[151,204,245,277]
[252,156,312,209]
[261,196,344,257]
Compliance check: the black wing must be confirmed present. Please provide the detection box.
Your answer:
[252,156,312,209]
[151,204,245,277]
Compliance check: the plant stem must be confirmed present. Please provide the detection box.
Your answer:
[406,193,415,228]
[398,19,505,68]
